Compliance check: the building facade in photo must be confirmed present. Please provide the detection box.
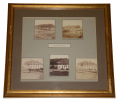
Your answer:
[77,61,97,70]
[63,25,81,31]
[50,58,69,70]
[35,24,55,31]
[23,60,43,70]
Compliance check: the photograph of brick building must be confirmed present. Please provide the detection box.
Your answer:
[76,58,98,80]
[35,20,55,39]
[62,20,83,39]
[50,55,69,76]
[21,58,43,80]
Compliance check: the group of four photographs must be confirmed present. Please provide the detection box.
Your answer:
[21,19,98,81]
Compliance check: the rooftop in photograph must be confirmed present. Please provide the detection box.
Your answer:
[24,60,43,65]
[50,58,69,65]
[78,61,97,66]
[35,24,55,27]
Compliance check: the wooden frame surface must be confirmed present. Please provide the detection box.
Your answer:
[3,3,115,98]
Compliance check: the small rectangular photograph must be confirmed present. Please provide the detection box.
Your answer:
[76,58,98,80]
[62,20,83,39]
[21,58,43,80]
[50,55,69,76]
[35,20,55,39]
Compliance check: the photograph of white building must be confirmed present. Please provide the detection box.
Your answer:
[77,61,97,70]
[76,58,98,80]
[50,55,69,76]
[21,58,43,80]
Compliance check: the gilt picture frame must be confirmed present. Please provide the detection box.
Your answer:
[4,3,115,98]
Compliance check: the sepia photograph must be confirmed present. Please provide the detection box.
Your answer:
[62,20,83,39]
[21,58,43,80]
[76,58,98,80]
[50,55,69,76]
[35,20,55,39]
